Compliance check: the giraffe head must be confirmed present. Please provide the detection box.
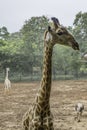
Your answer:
[6,67,10,72]
[44,17,79,50]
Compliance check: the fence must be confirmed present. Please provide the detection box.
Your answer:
[1,70,87,82]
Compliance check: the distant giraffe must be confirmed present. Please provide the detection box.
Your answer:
[22,17,79,130]
[4,68,11,92]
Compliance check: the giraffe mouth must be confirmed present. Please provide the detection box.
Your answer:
[68,41,79,50]
[72,42,79,50]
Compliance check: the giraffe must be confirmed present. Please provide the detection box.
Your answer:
[4,67,11,92]
[22,17,79,130]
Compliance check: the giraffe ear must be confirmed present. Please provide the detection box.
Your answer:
[44,30,52,42]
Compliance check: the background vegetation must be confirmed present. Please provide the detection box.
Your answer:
[0,12,87,82]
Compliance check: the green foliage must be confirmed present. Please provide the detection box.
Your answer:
[0,14,87,80]
[20,16,49,71]
[0,26,9,40]
[69,11,87,77]
[73,11,87,52]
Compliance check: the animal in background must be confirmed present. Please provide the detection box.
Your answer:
[75,103,84,122]
[4,68,11,92]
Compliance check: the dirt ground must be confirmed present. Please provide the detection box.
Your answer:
[0,80,87,130]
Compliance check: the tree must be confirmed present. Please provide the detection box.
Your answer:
[73,11,87,52]
[68,11,87,77]
[0,26,9,40]
[20,16,49,74]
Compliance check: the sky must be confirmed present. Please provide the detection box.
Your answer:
[0,0,87,33]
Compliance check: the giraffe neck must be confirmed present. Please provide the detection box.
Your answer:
[6,70,8,79]
[35,44,53,116]
[41,45,53,99]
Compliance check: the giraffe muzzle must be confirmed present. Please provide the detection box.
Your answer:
[72,42,79,50]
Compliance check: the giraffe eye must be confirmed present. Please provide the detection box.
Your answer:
[57,31,63,35]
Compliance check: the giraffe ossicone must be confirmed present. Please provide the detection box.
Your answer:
[22,17,79,130]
